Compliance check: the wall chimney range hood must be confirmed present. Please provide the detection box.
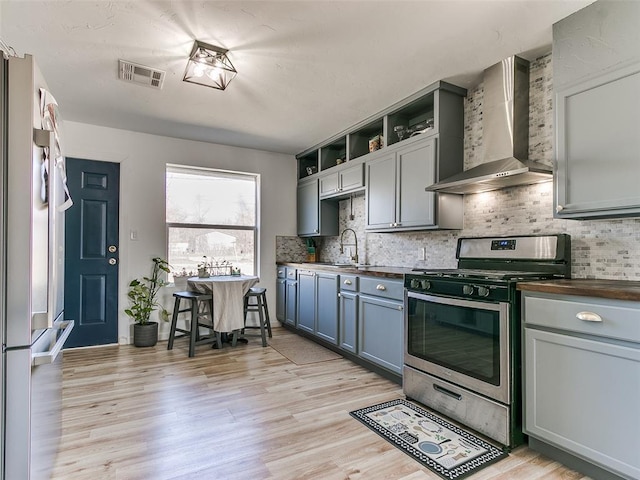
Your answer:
[427,56,552,195]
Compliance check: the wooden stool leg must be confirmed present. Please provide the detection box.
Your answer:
[261,292,273,338]
[257,295,267,347]
[167,296,181,350]
[188,298,198,357]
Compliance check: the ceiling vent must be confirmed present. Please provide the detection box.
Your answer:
[118,60,165,89]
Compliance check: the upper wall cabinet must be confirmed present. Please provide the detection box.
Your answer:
[296,81,467,181]
[319,162,364,200]
[553,0,640,219]
[296,81,466,234]
[297,177,339,237]
[365,136,463,232]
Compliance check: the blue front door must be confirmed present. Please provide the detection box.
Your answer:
[64,158,120,347]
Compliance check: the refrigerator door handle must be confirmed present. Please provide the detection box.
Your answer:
[32,320,75,366]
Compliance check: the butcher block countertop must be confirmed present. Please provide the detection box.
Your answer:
[517,279,640,302]
[277,262,412,279]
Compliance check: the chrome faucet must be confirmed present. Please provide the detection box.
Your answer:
[339,228,359,265]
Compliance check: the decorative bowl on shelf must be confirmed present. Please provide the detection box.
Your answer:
[393,125,406,141]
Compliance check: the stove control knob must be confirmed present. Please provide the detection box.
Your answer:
[420,280,432,290]
[410,279,420,289]
[462,285,474,295]
[477,286,490,297]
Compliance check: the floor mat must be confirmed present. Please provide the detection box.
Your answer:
[350,399,508,480]
[269,335,342,365]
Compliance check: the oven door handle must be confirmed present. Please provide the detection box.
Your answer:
[433,383,462,401]
[406,290,504,311]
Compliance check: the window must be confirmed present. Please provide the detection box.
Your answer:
[166,165,258,279]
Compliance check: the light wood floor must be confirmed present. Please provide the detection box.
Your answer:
[53,326,591,480]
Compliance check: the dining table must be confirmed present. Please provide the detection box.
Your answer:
[187,274,259,335]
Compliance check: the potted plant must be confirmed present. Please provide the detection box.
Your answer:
[125,257,170,347]
[172,267,191,290]
[197,256,211,278]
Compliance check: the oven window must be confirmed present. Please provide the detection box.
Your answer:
[407,298,501,385]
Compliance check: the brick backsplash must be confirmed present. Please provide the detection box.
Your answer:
[278,53,640,280]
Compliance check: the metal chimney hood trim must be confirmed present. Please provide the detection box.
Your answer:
[428,55,553,195]
[426,157,552,194]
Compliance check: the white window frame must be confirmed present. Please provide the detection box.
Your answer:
[165,164,260,277]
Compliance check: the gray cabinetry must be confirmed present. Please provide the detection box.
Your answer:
[522,292,640,480]
[275,267,286,322]
[297,270,316,333]
[365,151,396,230]
[358,277,404,374]
[319,163,364,199]
[297,178,339,237]
[296,80,465,235]
[553,1,640,219]
[366,137,463,231]
[339,275,358,353]
[315,272,339,345]
[280,265,404,380]
[284,268,297,327]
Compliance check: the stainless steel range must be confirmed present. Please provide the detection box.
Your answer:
[403,234,571,448]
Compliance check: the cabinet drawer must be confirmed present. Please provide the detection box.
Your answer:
[286,268,297,280]
[360,277,403,300]
[523,293,640,343]
[340,275,358,292]
[277,266,287,279]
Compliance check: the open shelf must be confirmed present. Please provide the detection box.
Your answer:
[349,119,384,160]
[320,137,347,171]
[296,81,467,180]
[298,151,319,179]
[387,93,435,146]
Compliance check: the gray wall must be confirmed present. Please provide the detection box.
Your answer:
[64,121,297,343]
[279,53,640,280]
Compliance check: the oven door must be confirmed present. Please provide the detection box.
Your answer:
[404,290,510,404]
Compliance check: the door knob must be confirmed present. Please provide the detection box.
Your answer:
[108,245,118,253]
[108,258,117,265]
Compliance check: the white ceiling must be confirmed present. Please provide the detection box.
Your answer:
[1,1,594,155]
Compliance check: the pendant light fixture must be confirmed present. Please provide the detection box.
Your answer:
[183,40,237,90]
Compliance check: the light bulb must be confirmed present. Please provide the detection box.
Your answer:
[206,67,223,82]
[193,64,206,77]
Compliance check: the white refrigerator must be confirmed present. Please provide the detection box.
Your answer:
[1,54,74,479]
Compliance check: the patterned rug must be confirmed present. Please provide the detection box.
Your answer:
[350,399,508,480]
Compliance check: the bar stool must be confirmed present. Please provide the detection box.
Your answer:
[167,291,220,357]
[243,287,272,347]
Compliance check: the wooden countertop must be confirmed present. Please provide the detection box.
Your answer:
[517,279,640,302]
[277,262,413,279]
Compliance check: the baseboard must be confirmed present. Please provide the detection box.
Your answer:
[528,437,628,480]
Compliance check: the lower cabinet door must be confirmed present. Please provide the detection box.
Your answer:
[276,279,286,322]
[284,281,297,327]
[339,291,358,353]
[524,328,640,480]
[297,271,316,333]
[358,294,404,374]
[316,273,338,345]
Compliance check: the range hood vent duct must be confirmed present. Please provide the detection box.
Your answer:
[427,56,552,195]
